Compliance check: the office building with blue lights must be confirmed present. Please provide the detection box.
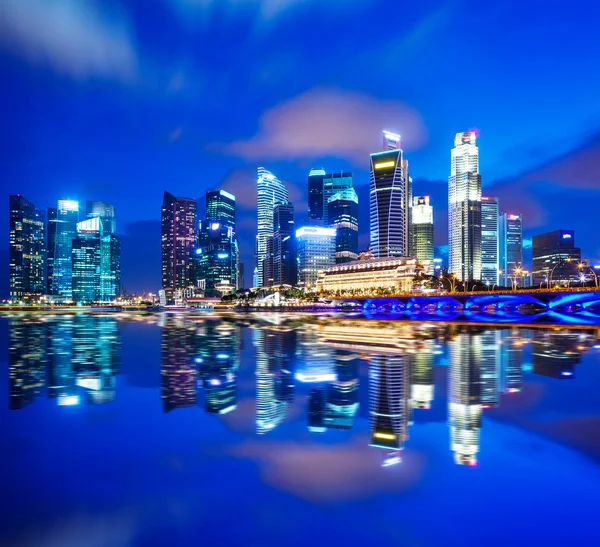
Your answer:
[296,226,336,286]
[328,188,358,263]
[51,199,80,300]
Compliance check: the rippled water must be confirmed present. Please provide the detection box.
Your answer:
[1,312,600,546]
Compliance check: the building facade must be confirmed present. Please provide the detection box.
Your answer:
[308,168,326,224]
[206,190,236,231]
[411,196,434,275]
[86,201,116,234]
[323,172,353,226]
[498,212,523,287]
[9,195,46,301]
[448,132,482,282]
[328,188,358,263]
[481,196,499,285]
[272,201,297,286]
[316,256,424,295]
[51,200,80,300]
[296,226,336,286]
[532,230,581,287]
[256,168,288,287]
[161,190,197,301]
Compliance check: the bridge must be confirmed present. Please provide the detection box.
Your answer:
[329,288,600,325]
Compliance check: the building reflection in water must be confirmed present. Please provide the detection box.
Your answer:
[9,314,120,409]
[7,313,600,468]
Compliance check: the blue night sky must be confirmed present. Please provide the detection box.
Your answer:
[2,0,600,294]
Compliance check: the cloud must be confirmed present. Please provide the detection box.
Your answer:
[0,0,138,81]
[224,88,427,166]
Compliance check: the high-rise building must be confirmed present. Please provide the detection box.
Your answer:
[72,218,102,303]
[161,191,197,301]
[369,132,409,258]
[256,168,288,287]
[369,355,410,451]
[480,330,501,409]
[9,195,46,301]
[206,190,236,231]
[46,207,58,294]
[481,196,499,285]
[411,196,434,274]
[195,221,239,297]
[308,168,326,224]
[448,132,482,282]
[296,226,336,286]
[410,343,435,410]
[51,199,80,300]
[323,172,353,226]
[498,213,523,287]
[328,188,358,263]
[86,201,116,234]
[272,201,297,286]
[532,230,581,287]
[448,332,482,466]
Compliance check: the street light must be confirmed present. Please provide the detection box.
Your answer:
[577,262,599,288]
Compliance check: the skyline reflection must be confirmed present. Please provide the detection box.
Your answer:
[6,313,600,467]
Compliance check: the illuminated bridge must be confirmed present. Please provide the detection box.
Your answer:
[331,289,600,325]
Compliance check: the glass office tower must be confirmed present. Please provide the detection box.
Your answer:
[273,201,297,286]
[498,213,523,287]
[296,226,336,286]
[308,168,326,224]
[86,201,116,234]
[411,196,434,274]
[481,196,499,285]
[9,195,46,301]
[323,172,353,226]
[448,132,482,282]
[327,188,358,263]
[51,199,80,300]
[206,190,236,231]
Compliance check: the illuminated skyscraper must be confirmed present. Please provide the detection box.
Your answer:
[328,188,358,263]
[51,199,80,300]
[480,330,501,408]
[86,201,116,234]
[448,132,482,282]
[296,226,336,286]
[323,172,353,226]
[161,191,197,301]
[410,343,435,410]
[206,190,236,231]
[411,196,434,274]
[308,168,326,224]
[256,168,288,287]
[272,201,297,286]
[9,195,46,301]
[499,213,523,287]
[481,196,499,285]
[448,332,482,466]
[370,131,410,258]
[500,329,523,394]
[46,207,58,294]
[369,355,410,451]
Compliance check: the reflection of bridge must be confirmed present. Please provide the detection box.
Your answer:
[333,289,600,325]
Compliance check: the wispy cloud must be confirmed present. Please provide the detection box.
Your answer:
[223,88,427,166]
[0,0,138,81]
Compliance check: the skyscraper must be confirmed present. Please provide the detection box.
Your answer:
[161,191,197,301]
[51,199,80,300]
[72,218,102,303]
[206,190,236,231]
[9,195,46,301]
[308,168,326,224]
[498,213,523,287]
[481,196,499,285]
[532,230,581,287]
[272,201,297,286]
[328,188,358,263]
[296,226,336,286]
[322,172,353,226]
[370,132,408,258]
[86,201,116,234]
[448,132,482,282]
[411,196,434,274]
[46,207,58,294]
[256,168,288,287]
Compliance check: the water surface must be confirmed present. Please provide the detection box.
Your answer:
[2,312,600,546]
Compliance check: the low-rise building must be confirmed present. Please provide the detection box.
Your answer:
[316,256,426,295]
